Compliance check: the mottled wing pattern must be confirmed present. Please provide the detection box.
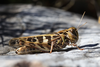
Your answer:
[9,34,68,54]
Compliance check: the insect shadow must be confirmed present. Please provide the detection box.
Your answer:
[56,43,99,52]
[79,43,100,49]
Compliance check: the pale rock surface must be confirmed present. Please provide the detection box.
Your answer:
[0,5,100,67]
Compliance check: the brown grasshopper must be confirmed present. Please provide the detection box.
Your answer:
[9,12,86,55]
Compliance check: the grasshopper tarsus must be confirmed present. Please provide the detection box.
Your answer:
[72,43,84,50]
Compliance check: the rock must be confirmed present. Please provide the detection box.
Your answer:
[0,5,100,67]
[0,46,10,55]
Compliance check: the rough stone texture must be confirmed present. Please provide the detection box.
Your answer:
[0,5,100,67]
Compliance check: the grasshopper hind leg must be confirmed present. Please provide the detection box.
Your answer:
[15,46,41,55]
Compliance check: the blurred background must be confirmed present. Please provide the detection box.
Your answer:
[0,0,100,19]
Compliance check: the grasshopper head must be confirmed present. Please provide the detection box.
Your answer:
[67,27,79,43]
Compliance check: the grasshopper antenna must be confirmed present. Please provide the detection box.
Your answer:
[77,11,86,30]
[77,22,87,30]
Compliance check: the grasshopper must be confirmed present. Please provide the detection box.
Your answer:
[9,12,86,55]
